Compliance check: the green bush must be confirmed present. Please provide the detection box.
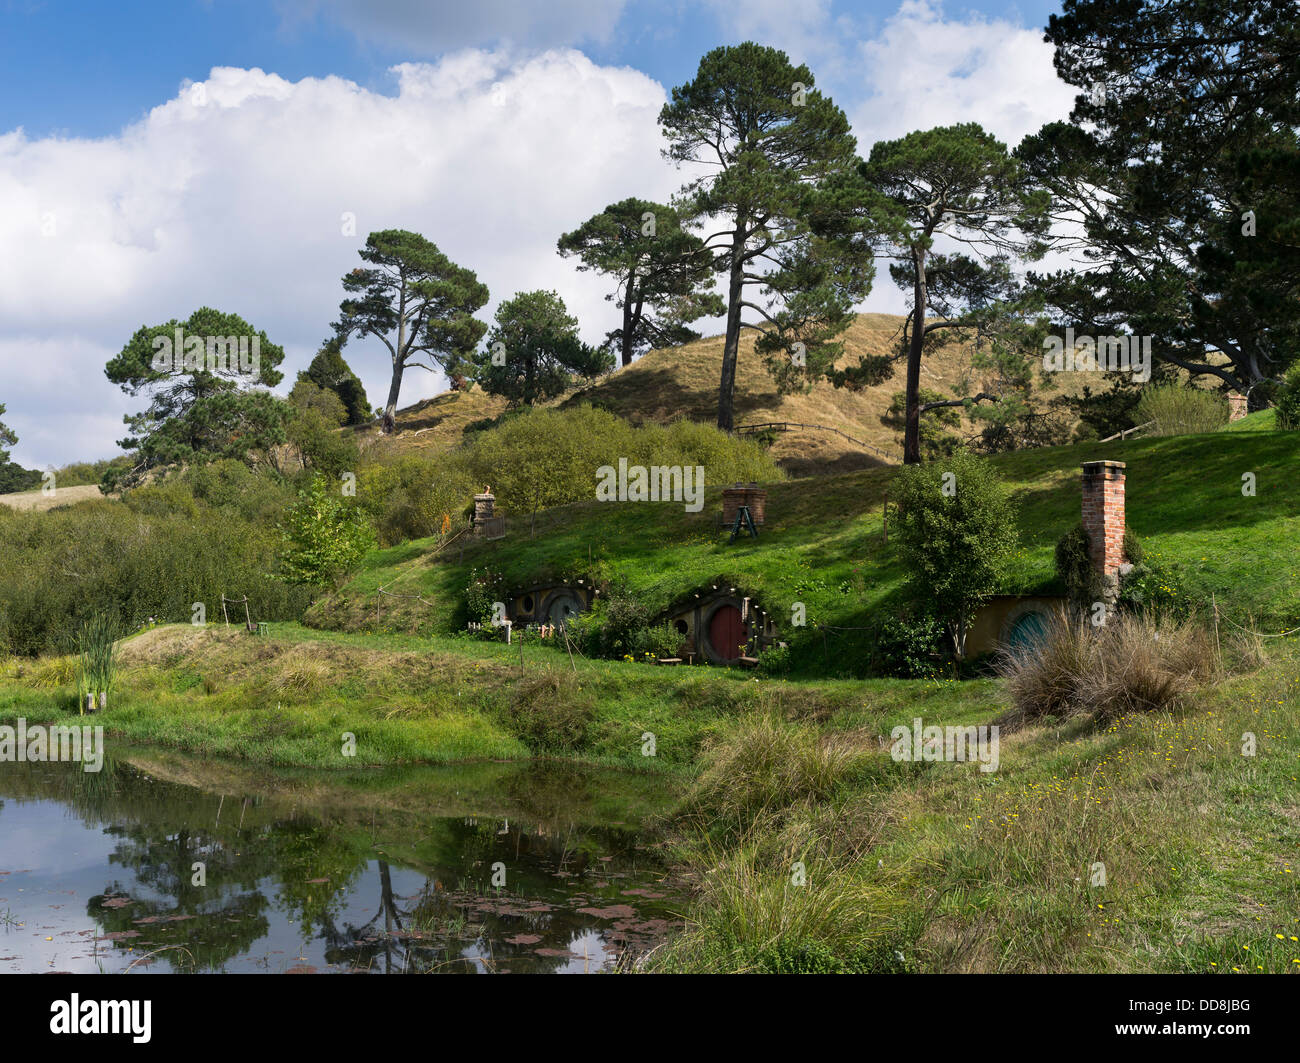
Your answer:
[872,614,944,678]
[756,643,792,676]
[637,622,683,660]
[277,475,376,588]
[1118,554,1192,619]
[1054,523,1106,607]
[891,450,1018,658]
[464,567,504,626]
[0,470,311,656]
[1274,364,1300,430]
[350,405,782,548]
[1136,384,1228,436]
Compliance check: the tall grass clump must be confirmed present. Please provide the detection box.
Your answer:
[76,612,119,714]
[996,609,1218,726]
[681,714,863,830]
[647,842,900,973]
[1136,384,1228,436]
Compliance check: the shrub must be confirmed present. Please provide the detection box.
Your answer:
[1117,553,1191,619]
[570,587,653,659]
[464,567,503,626]
[1135,384,1228,436]
[891,450,1018,658]
[1054,524,1107,607]
[277,475,376,588]
[756,643,792,676]
[1275,363,1300,430]
[872,614,944,677]
[996,610,1218,725]
[0,475,311,657]
[638,622,683,660]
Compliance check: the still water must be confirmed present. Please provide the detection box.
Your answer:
[0,751,685,974]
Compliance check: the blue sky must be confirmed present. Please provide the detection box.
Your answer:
[1,0,1063,138]
[0,0,1076,468]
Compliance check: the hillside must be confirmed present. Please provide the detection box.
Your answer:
[311,429,1300,662]
[356,313,1091,476]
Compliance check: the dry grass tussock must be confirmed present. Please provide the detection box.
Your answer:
[995,609,1220,728]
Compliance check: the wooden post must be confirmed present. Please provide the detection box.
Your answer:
[222,597,230,629]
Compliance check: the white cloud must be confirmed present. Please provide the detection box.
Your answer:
[0,51,678,466]
[277,0,628,53]
[852,0,1074,148]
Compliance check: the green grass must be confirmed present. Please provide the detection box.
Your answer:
[313,429,1300,669]
[1222,408,1279,432]
[0,622,994,771]
[652,640,1300,974]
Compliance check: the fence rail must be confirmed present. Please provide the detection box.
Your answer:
[734,421,900,462]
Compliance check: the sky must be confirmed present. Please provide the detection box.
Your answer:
[0,0,1077,468]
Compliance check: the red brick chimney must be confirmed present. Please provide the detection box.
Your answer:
[1081,461,1126,587]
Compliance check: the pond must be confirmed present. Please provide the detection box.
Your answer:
[0,751,687,974]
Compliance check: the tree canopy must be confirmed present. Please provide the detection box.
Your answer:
[844,124,1050,463]
[103,307,287,488]
[332,230,488,432]
[299,340,371,425]
[1020,0,1300,394]
[471,290,611,406]
[557,197,724,367]
[660,42,874,431]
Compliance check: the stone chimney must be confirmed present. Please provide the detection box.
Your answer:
[722,483,767,527]
[1081,461,1126,593]
[473,488,495,533]
[1227,392,1248,422]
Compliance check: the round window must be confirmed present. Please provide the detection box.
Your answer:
[1005,611,1048,654]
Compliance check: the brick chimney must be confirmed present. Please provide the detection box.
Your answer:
[1227,392,1248,422]
[473,488,495,533]
[722,483,767,527]
[1081,461,1126,593]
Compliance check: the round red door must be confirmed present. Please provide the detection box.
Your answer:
[707,604,746,662]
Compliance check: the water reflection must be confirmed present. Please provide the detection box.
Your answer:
[0,752,684,974]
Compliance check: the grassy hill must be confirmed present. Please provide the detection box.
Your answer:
[311,429,1300,661]
[357,313,1092,476]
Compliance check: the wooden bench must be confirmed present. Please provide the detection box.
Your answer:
[737,656,760,668]
[656,657,682,666]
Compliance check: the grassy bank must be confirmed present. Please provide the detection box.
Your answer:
[650,639,1300,974]
[313,430,1300,673]
[0,622,996,770]
[1,621,1295,973]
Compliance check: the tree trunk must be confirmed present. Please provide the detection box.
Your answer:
[717,216,748,432]
[903,246,928,464]
[382,361,402,434]
[621,275,636,368]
